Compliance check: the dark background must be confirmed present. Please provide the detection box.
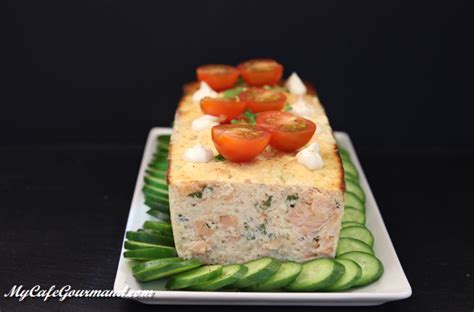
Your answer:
[2,0,473,146]
[1,1,473,311]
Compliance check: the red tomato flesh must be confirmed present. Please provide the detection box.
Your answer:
[238,88,287,113]
[237,59,283,86]
[256,111,316,152]
[211,124,271,162]
[197,65,240,91]
[200,97,247,123]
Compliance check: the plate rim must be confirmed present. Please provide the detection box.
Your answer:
[113,127,412,306]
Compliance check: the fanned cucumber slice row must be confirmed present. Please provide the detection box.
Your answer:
[123,246,177,261]
[133,258,202,282]
[230,257,281,289]
[336,238,373,257]
[340,226,374,247]
[166,265,223,290]
[247,261,302,291]
[286,259,345,292]
[339,251,384,287]
[325,258,362,291]
[189,264,248,291]
[342,207,366,224]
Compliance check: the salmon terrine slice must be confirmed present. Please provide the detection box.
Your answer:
[167,84,345,264]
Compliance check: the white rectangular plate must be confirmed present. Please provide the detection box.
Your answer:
[114,127,411,306]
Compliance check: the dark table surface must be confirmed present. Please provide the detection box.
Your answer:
[1,142,473,312]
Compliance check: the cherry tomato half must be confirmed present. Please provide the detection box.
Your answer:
[238,88,287,113]
[237,59,283,86]
[200,97,247,123]
[197,65,240,91]
[256,111,316,152]
[211,124,271,162]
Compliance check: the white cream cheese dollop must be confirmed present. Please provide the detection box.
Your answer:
[296,142,324,170]
[192,81,218,103]
[290,96,314,118]
[182,144,213,163]
[192,114,220,131]
[285,72,307,96]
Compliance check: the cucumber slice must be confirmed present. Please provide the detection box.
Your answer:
[158,142,169,150]
[343,160,359,180]
[340,225,374,247]
[153,149,169,158]
[143,185,169,198]
[143,220,172,233]
[133,259,202,282]
[144,176,168,191]
[345,180,365,203]
[342,207,366,224]
[338,148,351,162]
[247,262,302,291]
[148,161,168,171]
[325,258,362,291]
[144,200,170,214]
[336,238,373,257]
[140,228,173,239]
[286,259,345,292]
[132,257,180,274]
[340,251,384,287]
[189,264,248,291]
[230,257,281,289]
[145,169,166,180]
[123,246,177,261]
[341,221,363,229]
[157,135,171,144]
[345,192,364,211]
[166,265,223,290]
[124,240,166,250]
[147,209,171,221]
[345,172,358,184]
[126,231,174,247]
[143,192,169,208]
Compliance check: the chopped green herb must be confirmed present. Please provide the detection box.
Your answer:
[230,110,256,125]
[243,222,256,240]
[257,223,267,235]
[222,87,246,98]
[178,214,189,222]
[187,191,202,199]
[286,193,299,201]
[243,111,257,125]
[258,194,273,210]
[283,102,292,112]
[187,185,213,199]
[214,154,226,161]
